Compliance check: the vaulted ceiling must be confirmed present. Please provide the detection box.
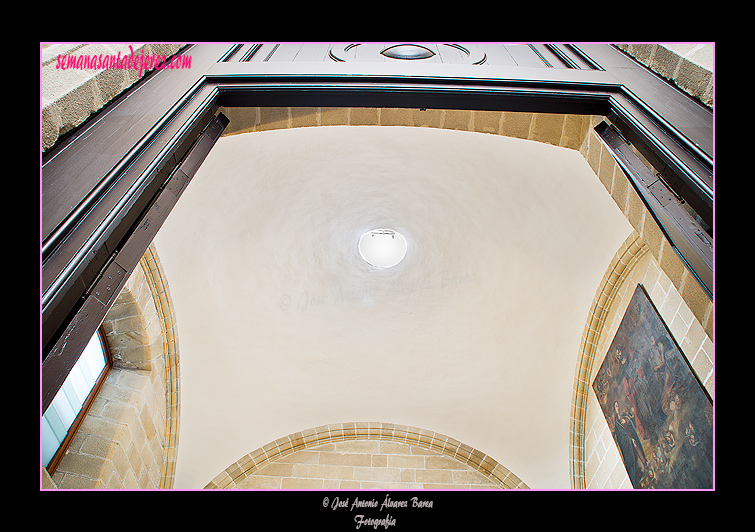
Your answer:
[41,43,713,490]
[153,124,633,488]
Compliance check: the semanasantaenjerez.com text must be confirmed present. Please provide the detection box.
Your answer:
[54,45,191,77]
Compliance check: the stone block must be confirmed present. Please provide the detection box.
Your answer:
[78,413,129,443]
[352,466,401,482]
[425,455,466,470]
[610,166,629,210]
[379,441,413,455]
[281,477,323,489]
[624,185,646,233]
[360,481,407,489]
[57,450,109,480]
[561,114,589,150]
[55,471,100,489]
[258,107,289,130]
[79,433,118,461]
[625,44,656,65]
[350,107,380,125]
[692,341,713,383]
[650,45,681,80]
[255,462,294,477]
[122,467,140,489]
[307,464,354,480]
[319,451,371,467]
[410,444,439,455]
[139,404,158,441]
[415,468,452,484]
[320,107,349,126]
[680,272,712,328]
[290,107,320,128]
[530,113,565,146]
[41,99,63,151]
[452,469,492,484]
[219,106,257,135]
[113,368,151,393]
[676,58,712,104]
[598,144,617,192]
[386,454,425,469]
[41,44,86,65]
[379,107,415,126]
[659,239,686,288]
[101,399,138,426]
[411,108,443,128]
[500,112,532,140]
[586,131,602,177]
[442,109,472,131]
[240,474,282,489]
[278,450,320,464]
[334,440,380,453]
[472,110,502,134]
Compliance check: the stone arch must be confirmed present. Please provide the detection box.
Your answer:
[48,243,180,489]
[206,422,528,489]
[135,243,181,488]
[569,231,649,488]
[219,106,594,152]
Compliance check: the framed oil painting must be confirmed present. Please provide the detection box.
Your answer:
[592,285,712,489]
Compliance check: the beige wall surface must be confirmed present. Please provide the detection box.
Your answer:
[153,125,633,489]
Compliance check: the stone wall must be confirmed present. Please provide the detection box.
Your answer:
[237,440,502,490]
[41,43,185,152]
[582,248,713,488]
[569,120,713,488]
[616,44,713,108]
[578,117,712,338]
[44,244,180,489]
[207,423,527,489]
[220,106,592,151]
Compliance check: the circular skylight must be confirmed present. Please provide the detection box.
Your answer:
[358,229,408,268]
[381,44,435,60]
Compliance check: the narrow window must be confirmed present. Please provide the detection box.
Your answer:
[42,328,113,474]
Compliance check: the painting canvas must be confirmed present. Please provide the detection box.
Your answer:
[592,285,713,489]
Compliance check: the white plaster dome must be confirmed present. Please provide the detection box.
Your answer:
[154,125,633,488]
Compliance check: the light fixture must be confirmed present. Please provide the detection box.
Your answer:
[358,229,408,268]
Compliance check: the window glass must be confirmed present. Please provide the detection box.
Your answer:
[42,330,109,469]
